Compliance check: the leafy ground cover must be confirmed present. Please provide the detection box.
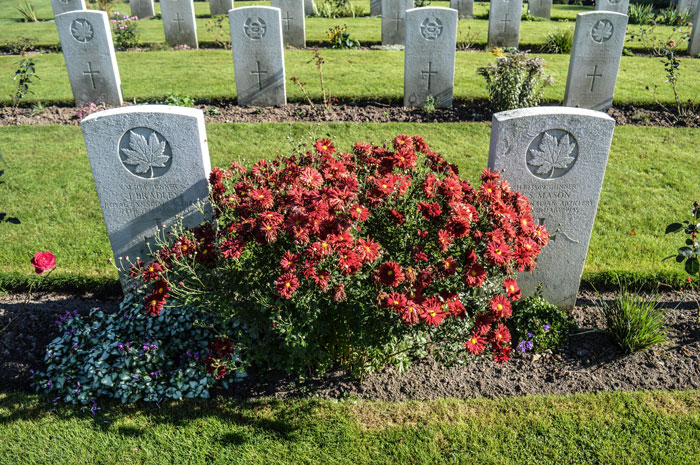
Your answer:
[0,49,698,107]
[0,0,683,53]
[0,122,696,292]
[1,390,699,464]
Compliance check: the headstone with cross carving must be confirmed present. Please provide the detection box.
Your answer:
[371,0,381,17]
[595,0,630,14]
[80,106,212,290]
[450,0,473,19]
[230,6,286,106]
[209,0,234,17]
[688,6,700,55]
[271,0,306,48]
[676,0,697,17]
[404,7,458,108]
[161,0,198,49]
[55,10,123,106]
[487,0,523,48]
[129,0,155,19]
[563,11,628,110]
[381,0,414,45]
[528,0,552,20]
[487,107,615,310]
[52,0,86,17]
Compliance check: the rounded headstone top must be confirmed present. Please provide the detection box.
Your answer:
[80,105,204,124]
[491,106,615,123]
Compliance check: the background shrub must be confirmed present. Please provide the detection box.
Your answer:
[544,27,574,54]
[628,3,655,25]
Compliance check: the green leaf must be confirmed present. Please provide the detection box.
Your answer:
[679,247,694,257]
[686,257,700,275]
[666,223,683,233]
[101,375,113,387]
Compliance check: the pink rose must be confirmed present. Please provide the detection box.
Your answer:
[31,251,56,274]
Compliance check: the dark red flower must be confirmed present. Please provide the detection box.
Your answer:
[315,138,336,156]
[420,299,447,327]
[144,293,165,317]
[417,201,442,221]
[275,272,299,300]
[464,264,487,288]
[493,346,511,363]
[299,166,324,189]
[491,323,511,347]
[490,295,512,319]
[485,240,513,267]
[349,204,370,222]
[333,283,346,302]
[142,262,163,282]
[437,229,453,253]
[503,278,522,301]
[376,261,405,287]
[465,332,487,354]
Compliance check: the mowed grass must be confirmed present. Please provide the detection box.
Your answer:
[0,0,683,52]
[1,48,699,107]
[0,122,696,291]
[1,390,699,464]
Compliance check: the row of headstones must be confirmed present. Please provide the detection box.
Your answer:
[80,103,615,311]
[54,5,628,112]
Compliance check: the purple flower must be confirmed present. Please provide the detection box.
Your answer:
[516,339,534,353]
[543,324,551,331]
[527,332,534,339]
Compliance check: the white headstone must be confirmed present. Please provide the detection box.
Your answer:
[55,10,123,107]
[129,0,155,19]
[229,6,287,106]
[688,6,700,55]
[529,0,552,19]
[209,0,234,16]
[161,0,198,49]
[563,11,628,111]
[676,0,697,16]
[371,0,381,17]
[450,0,473,19]
[271,0,306,48]
[487,107,615,310]
[488,0,523,48]
[595,0,630,14]
[404,7,458,108]
[304,0,314,15]
[52,0,86,17]
[81,106,212,288]
[381,0,414,46]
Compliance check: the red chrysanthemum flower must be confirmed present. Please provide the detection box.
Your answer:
[464,263,487,288]
[481,168,501,182]
[299,166,324,189]
[392,147,417,169]
[493,346,511,363]
[420,300,447,327]
[338,249,362,275]
[437,229,453,253]
[393,134,414,150]
[275,272,299,300]
[355,238,381,262]
[142,262,163,282]
[333,283,346,302]
[440,257,458,275]
[376,261,405,287]
[503,278,522,301]
[464,332,487,354]
[374,175,395,196]
[312,269,331,292]
[315,138,336,156]
[384,291,408,310]
[417,201,442,221]
[152,279,170,299]
[399,300,421,325]
[516,237,541,257]
[413,248,428,263]
[479,180,501,202]
[349,204,370,222]
[280,251,299,272]
[490,295,512,319]
[491,323,511,347]
[532,224,550,247]
[485,240,513,267]
[144,292,165,317]
[248,187,274,209]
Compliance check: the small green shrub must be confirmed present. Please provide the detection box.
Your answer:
[655,7,692,26]
[313,0,365,18]
[423,95,436,115]
[544,27,574,54]
[4,36,37,55]
[597,286,667,354]
[15,0,38,22]
[326,24,360,49]
[510,289,572,353]
[477,51,554,113]
[110,12,140,50]
[11,57,39,108]
[155,92,195,107]
[628,3,655,25]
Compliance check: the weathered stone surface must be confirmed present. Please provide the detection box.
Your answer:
[129,0,155,19]
[304,0,314,15]
[450,0,473,18]
[80,105,212,289]
[55,10,123,106]
[563,11,628,111]
[595,0,630,14]
[487,106,615,310]
[689,7,700,55]
[488,0,523,48]
[271,0,306,48]
[161,0,198,49]
[371,0,381,17]
[51,0,86,17]
[230,6,286,106]
[528,0,552,19]
[381,0,414,45]
[404,7,457,108]
[677,0,698,16]
[209,0,234,16]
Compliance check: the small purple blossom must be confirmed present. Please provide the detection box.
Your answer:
[516,339,534,353]
[543,324,551,331]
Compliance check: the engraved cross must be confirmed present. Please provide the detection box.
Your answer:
[251,61,267,90]
[83,62,100,89]
[421,61,438,90]
[282,11,293,31]
[393,12,403,32]
[501,13,510,33]
[587,65,602,92]
[173,13,184,33]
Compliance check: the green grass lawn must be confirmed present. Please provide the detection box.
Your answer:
[1,390,699,464]
[1,48,698,107]
[0,122,696,291]
[0,0,687,53]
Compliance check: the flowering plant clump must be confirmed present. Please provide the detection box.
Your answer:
[133,135,548,375]
[110,12,139,50]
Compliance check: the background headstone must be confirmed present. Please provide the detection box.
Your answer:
[304,0,314,15]
[381,0,414,45]
[404,7,458,108]
[55,10,123,106]
[161,0,198,49]
[81,106,212,289]
[129,0,155,19]
[676,0,698,16]
[488,0,523,48]
[595,0,630,14]
[371,0,381,17]
[688,6,700,55]
[271,0,306,48]
[52,0,86,17]
[229,6,287,106]
[563,11,628,111]
[487,107,615,310]
[209,0,234,16]
[528,0,552,19]
[450,0,473,19]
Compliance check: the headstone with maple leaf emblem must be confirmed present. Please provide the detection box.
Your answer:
[55,10,123,106]
[161,0,198,49]
[595,0,629,14]
[563,11,628,111]
[51,0,86,17]
[487,0,523,48]
[487,107,615,310]
[81,106,212,289]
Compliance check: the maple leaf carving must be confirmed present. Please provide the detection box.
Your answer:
[591,20,613,43]
[527,132,576,178]
[71,20,94,42]
[121,131,169,177]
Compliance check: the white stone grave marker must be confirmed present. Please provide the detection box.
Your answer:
[52,0,86,17]
[450,0,473,19]
[381,0,414,45]
[529,0,552,19]
[209,0,234,16]
[371,0,381,17]
[271,0,306,48]
[488,0,523,48]
[595,0,630,14]
[161,0,198,49]
[304,0,314,15]
[688,6,700,55]
[130,0,155,19]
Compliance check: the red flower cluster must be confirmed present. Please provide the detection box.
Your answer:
[204,336,235,380]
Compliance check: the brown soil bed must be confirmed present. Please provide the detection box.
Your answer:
[2,102,699,128]
[2,291,699,401]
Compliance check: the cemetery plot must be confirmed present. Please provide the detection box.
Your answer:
[161,0,199,49]
[487,0,523,48]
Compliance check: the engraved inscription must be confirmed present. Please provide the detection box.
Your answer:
[591,20,613,43]
[526,130,578,179]
[420,17,443,41]
[119,128,173,179]
[244,16,267,40]
[71,19,94,43]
